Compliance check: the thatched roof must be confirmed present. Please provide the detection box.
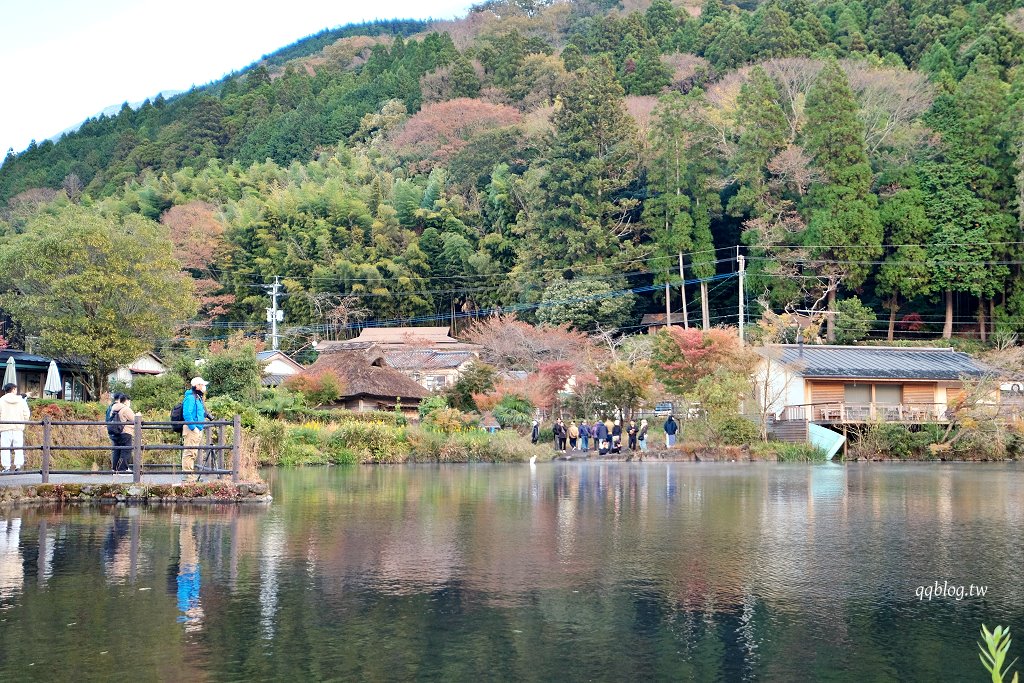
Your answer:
[317,326,479,353]
[306,347,429,400]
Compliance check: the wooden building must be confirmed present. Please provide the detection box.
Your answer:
[317,327,479,392]
[755,345,993,442]
[256,350,305,387]
[302,346,428,417]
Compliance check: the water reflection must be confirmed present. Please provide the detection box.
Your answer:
[0,463,1020,681]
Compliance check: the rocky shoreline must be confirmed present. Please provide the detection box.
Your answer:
[0,481,272,507]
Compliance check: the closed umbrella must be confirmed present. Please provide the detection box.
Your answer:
[2,357,15,388]
[44,360,62,396]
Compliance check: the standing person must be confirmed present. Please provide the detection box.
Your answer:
[0,384,30,473]
[107,393,137,473]
[627,420,638,451]
[579,420,591,454]
[531,420,540,445]
[638,419,649,458]
[182,377,209,482]
[611,420,622,454]
[568,421,579,451]
[664,414,679,447]
[106,393,122,470]
[594,419,609,455]
[553,419,567,453]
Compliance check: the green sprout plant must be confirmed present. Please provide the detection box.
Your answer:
[980,624,1019,683]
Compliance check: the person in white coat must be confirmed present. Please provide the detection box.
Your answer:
[0,383,31,472]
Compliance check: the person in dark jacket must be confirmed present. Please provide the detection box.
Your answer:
[664,415,679,447]
[553,419,567,453]
[579,421,591,453]
[531,420,540,445]
[627,420,638,451]
[611,420,622,454]
[594,420,609,454]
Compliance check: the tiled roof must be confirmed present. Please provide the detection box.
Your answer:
[768,345,990,380]
[385,350,474,371]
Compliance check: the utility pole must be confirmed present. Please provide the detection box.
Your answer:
[678,251,689,329]
[737,254,746,346]
[265,276,284,350]
[665,276,672,327]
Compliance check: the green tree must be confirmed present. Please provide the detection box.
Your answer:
[833,296,877,344]
[802,59,882,342]
[597,361,654,420]
[535,277,634,331]
[0,205,196,396]
[528,61,640,269]
[876,187,933,340]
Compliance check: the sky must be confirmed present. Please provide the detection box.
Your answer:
[1,0,475,155]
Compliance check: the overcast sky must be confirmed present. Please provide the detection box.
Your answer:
[1,0,474,155]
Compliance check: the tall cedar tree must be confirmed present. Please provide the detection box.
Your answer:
[530,60,640,269]
[802,59,882,341]
[924,57,1012,338]
[647,92,695,327]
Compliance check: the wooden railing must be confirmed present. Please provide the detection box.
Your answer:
[780,403,950,423]
[0,415,241,483]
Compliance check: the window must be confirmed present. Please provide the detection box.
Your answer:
[844,384,870,404]
[875,385,902,405]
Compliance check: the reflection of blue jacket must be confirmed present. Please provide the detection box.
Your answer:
[182,390,206,432]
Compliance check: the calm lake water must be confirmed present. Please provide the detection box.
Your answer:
[0,463,1022,682]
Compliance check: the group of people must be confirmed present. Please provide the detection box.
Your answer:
[104,376,210,480]
[0,375,212,481]
[535,417,651,458]
[530,414,681,460]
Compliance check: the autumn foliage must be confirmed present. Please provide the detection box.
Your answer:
[284,368,346,406]
[652,328,753,395]
[390,98,521,172]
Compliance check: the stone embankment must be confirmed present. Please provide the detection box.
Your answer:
[0,481,271,507]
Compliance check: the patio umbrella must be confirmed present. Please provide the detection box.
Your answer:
[44,360,62,396]
[2,357,15,388]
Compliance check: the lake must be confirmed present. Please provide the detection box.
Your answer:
[0,462,1022,681]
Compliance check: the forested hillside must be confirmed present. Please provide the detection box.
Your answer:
[3,0,1024,349]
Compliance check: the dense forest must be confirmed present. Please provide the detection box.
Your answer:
[3,0,1024,351]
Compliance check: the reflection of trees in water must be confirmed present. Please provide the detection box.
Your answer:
[1,466,1024,680]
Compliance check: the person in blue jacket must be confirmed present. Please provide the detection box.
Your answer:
[182,377,209,482]
[579,420,591,453]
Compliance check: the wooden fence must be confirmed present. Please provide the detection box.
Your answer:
[0,415,241,484]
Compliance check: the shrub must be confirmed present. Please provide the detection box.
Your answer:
[853,423,930,459]
[284,369,344,407]
[492,394,534,429]
[125,373,185,413]
[712,416,760,446]
[199,345,264,404]
[422,407,478,434]
[418,395,448,421]
[752,442,828,462]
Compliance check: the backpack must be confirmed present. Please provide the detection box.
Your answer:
[170,403,184,434]
[106,406,125,436]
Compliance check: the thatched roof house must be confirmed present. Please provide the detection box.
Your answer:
[305,346,428,416]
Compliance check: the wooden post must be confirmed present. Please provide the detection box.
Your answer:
[41,417,51,483]
[231,414,241,483]
[132,415,143,484]
[217,423,226,472]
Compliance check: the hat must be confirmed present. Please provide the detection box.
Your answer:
[190,377,208,388]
